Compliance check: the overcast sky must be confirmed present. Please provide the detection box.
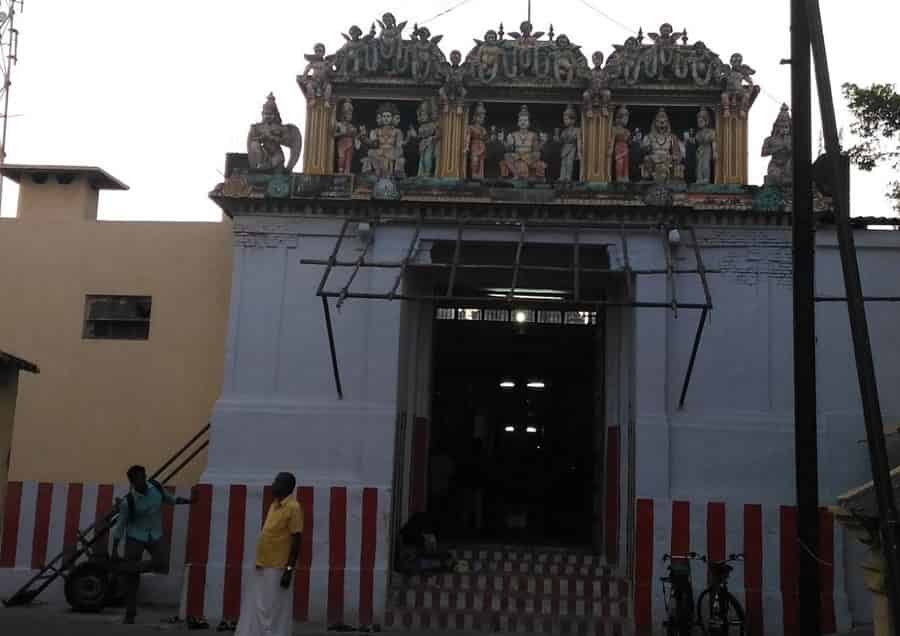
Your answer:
[0,0,897,221]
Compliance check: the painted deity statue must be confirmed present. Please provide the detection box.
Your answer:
[641,109,683,182]
[362,103,405,178]
[334,99,364,175]
[470,30,503,83]
[408,99,441,177]
[761,104,793,186]
[722,53,758,118]
[439,50,467,113]
[375,12,406,63]
[247,93,303,173]
[500,105,546,180]
[583,51,612,117]
[300,43,334,103]
[608,106,631,183]
[465,102,489,180]
[694,108,717,184]
[558,105,582,182]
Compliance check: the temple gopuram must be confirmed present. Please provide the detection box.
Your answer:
[194,12,892,636]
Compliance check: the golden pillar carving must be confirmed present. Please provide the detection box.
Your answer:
[582,111,611,183]
[715,114,749,185]
[437,105,467,179]
[302,99,334,175]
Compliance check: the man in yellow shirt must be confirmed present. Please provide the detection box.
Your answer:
[236,472,303,636]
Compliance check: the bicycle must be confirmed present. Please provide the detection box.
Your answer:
[661,552,705,636]
[696,553,747,636]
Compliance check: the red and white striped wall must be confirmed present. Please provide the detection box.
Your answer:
[181,483,390,626]
[633,499,851,636]
[0,481,192,603]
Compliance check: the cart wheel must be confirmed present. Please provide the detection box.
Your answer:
[64,563,109,612]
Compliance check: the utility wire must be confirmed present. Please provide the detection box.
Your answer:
[572,0,636,36]
[418,0,478,27]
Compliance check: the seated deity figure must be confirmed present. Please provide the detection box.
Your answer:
[247,93,303,173]
[500,105,547,180]
[362,103,405,178]
[641,108,684,182]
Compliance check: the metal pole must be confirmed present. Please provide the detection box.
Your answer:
[322,296,343,400]
[0,2,19,213]
[790,1,821,634]
[806,1,900,630]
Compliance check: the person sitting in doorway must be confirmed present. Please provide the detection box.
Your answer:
[112,465,194,624]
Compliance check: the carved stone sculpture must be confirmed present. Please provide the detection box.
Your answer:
[299,43,334,104]
[558,105,582,182]
[694,107,717,184]
[500,105,546,180]
[336,25,371,77]
[438,50,467,113]
[583,51,612,117]
[762,104,793,186]
[465,102,489,179]
[609,106,631,183]
[641,109,684,182]
[247,93,303,174]
[469,29,503,83]
[408,99,441,177]
[362,102,405,178]
[721,53,760,118]
[410,26,445,82]
[334,99,363,175]
[376,12,406,63]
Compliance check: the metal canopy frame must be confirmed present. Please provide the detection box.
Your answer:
[300,217,715,404]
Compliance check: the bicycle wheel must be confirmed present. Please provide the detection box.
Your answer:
[697,589,745,636]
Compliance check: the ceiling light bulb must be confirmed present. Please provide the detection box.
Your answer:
[499,380,516,389]
[504,426,515,433]
[526,426,538,433]
[515,311,527,323]
[527,380,546,390]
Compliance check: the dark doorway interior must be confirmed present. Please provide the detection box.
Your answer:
[428,318,601,547]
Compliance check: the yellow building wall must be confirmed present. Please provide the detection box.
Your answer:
[0,366,19,530]
[0,176,232,485]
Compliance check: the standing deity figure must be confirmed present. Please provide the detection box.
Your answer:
[721,53,758,118]
[334,99,363,175]
[608,106,631,183]
[247,93,303,173]
[407,99,441,177]
[465,102,489,180]
[362,103,405,178]
[438,50,467,113]
[641,109,684,182]
[558,105,582,182]
[761,104,793,186]
[300,43,334,103]
[694,107,717,184]
[500,105,546,180]
[583,51,612,117]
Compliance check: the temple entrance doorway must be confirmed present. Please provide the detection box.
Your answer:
[427,309,604,549]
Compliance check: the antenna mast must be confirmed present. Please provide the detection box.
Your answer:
[0,0,22,213]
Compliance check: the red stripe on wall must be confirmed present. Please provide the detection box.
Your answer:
[780,506,799,636]
[707,502,726,585]
[744,504,764,636]
[0,481,22,567]
[409,417,429,515]
[359,488,378,626]
[671,500,690,556]
[261,485,273,528]
[94,484,115,554]
[30,483,53,569]
[327,487,348,625]
[63,483,84,553]
[294,486,314,622]
[633,499,653,634]
[604,427,620,564]
[222,485,247,622]
[185,484,213,619]
[819,508,836,634]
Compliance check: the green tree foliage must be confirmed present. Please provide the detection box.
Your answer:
[842,82,900,212]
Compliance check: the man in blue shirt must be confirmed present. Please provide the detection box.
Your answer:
[112,465,193,624]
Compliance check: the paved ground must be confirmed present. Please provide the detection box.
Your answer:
[0,604,878,636]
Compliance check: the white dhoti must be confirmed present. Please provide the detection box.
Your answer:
[235,568,293,636]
